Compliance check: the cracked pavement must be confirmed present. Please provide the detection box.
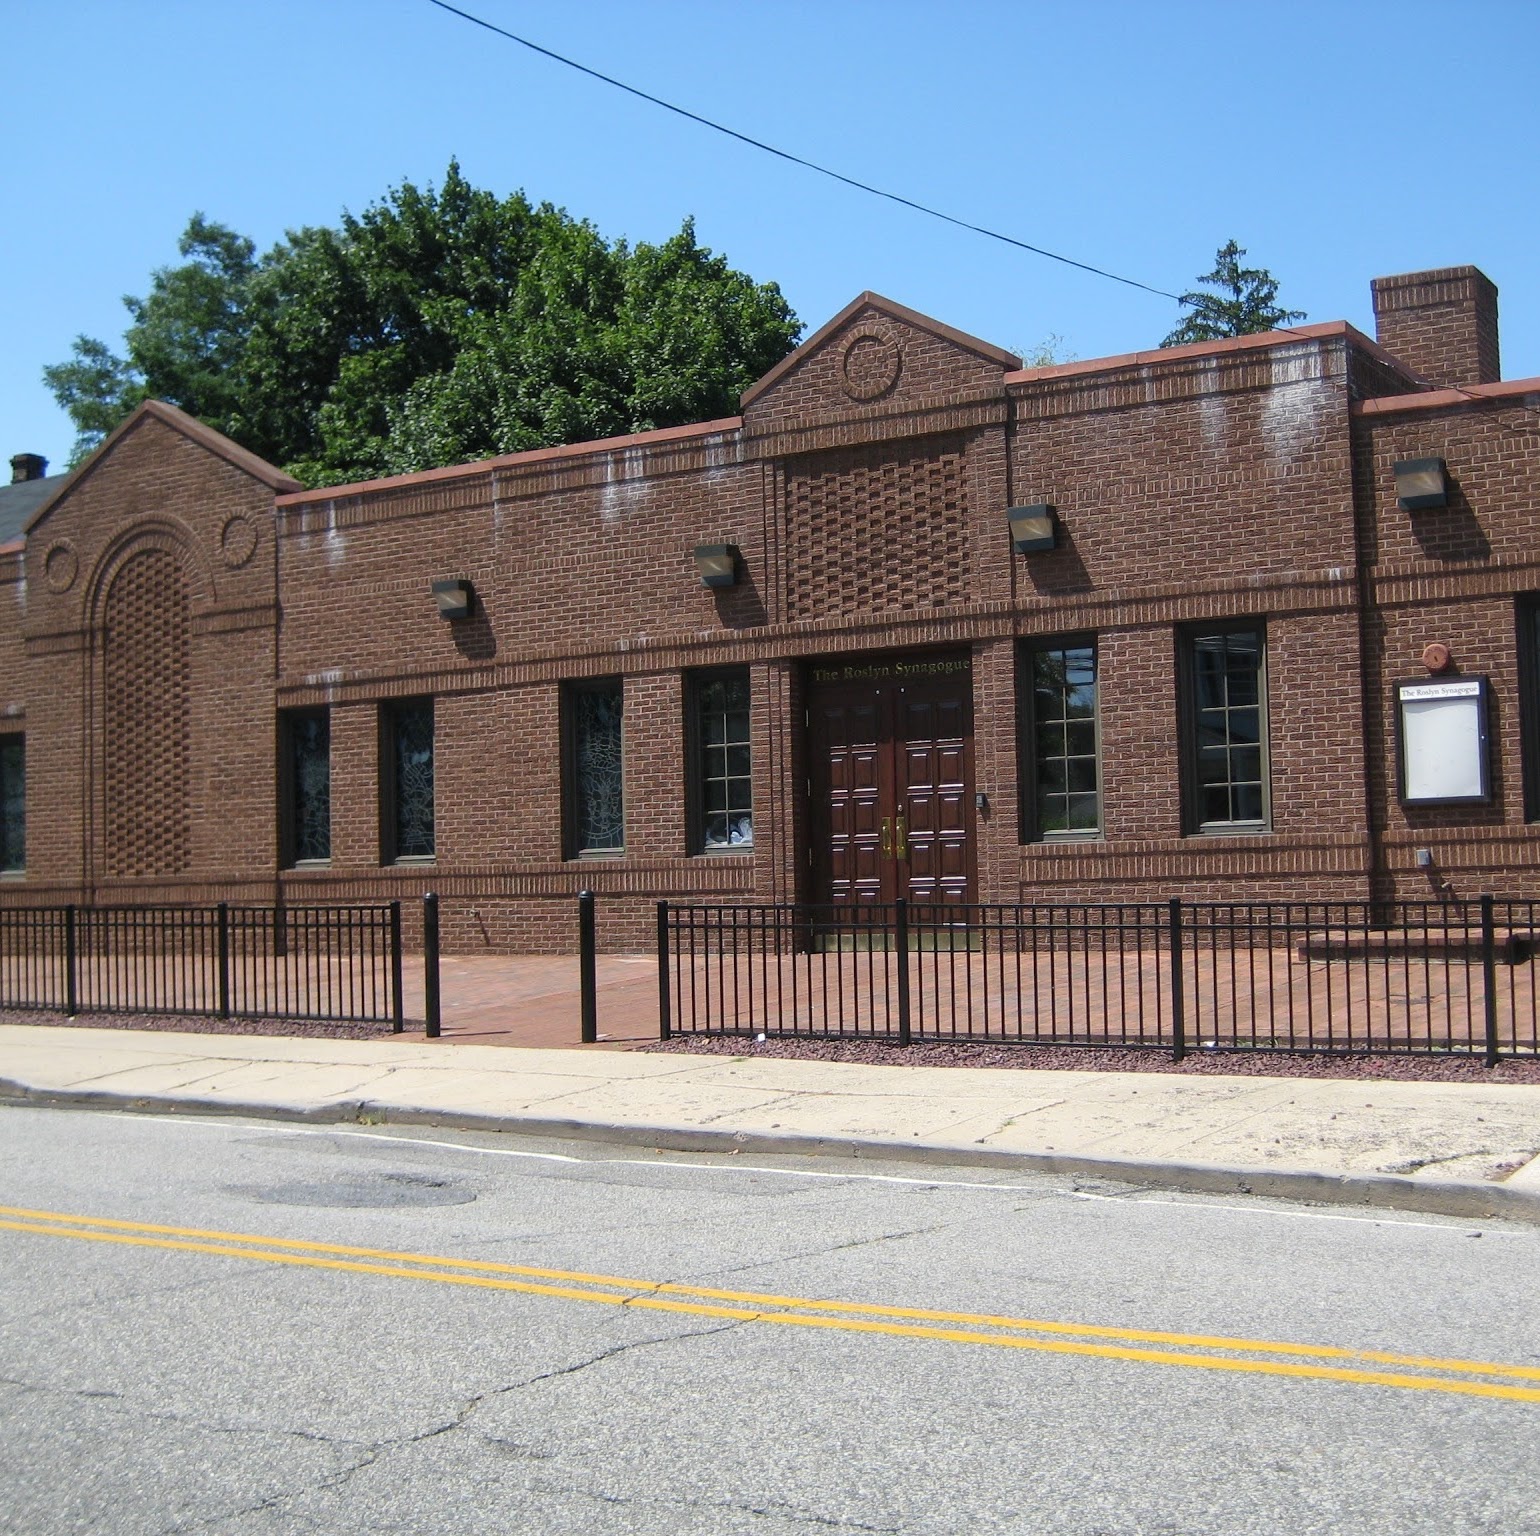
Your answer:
[4,1105,1540,1534]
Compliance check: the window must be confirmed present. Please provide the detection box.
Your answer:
[566,679,624,856]
[1182,625,1268,831]
[0,734,22,874]
[382,699,434,861]
[1021,640,1099,839]
[280,710,330,866]
[692,668,753,851]
[1520,598,1540,822]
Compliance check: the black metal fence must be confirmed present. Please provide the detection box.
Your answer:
[0,902,405,1028]
[658,897,1540,1062]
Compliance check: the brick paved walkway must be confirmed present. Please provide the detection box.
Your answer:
[406,953,661,1049]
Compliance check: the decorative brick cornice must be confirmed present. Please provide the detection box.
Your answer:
[744,392,1007,460]
[274,417,745,528]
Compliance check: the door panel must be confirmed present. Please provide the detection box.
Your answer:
[808,655,976,909]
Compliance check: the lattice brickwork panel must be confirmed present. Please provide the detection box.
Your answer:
[104,549,191,876]
[785,442,968,620]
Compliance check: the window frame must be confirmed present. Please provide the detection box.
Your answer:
[688,666,754,855]
[1019,636,1101,843]
[279,707,331,869]
[379,697,436,864]
[564,677,626,859]
[0,732,24,876]
[1179,622,1271,835]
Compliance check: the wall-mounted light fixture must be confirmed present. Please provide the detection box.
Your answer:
[1007,503,1057,555]
[1394,458,1448,511]
[693,543,740,589]
[432,578,473,620]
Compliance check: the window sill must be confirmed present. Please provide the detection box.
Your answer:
[283,859,333,871]
[387,855,437,867]
[571,849,626,862]
[1188,825,1271,838]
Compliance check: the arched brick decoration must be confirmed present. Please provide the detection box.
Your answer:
[103,548,191,876]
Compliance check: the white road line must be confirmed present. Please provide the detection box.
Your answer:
[107,1112,1530,1233]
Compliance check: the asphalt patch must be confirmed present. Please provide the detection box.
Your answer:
[229,1171,475,1208]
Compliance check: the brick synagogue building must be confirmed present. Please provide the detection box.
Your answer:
[2,263,1539,952]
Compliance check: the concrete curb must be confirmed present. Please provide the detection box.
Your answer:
[5,1077,1539,1225]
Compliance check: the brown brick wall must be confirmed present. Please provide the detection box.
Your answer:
[1356,390,1540,899]
[744,304,1008,435]
[1371,266,1500,390]
[7,282,1539,952]
[8,410,282,901]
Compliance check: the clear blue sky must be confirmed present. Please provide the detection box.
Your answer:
[7,0,1538,472]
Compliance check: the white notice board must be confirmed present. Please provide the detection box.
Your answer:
[1397,677,1490,804]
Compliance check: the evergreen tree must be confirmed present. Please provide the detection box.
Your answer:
[1162,240,1305,347]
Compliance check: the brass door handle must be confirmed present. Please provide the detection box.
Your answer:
[880,817,892,857]
[895,813,908,860]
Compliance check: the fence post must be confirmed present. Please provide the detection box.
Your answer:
[389,900,404,1034]
[1481,893,1500,1069]
[656,901,672,1041]
[895,897,912,1047]
[1169,898,1186,1064]
[64,905,78,1018]
[578,890,598,1044]
[216,902,231,1021]
[423,892,441,1039]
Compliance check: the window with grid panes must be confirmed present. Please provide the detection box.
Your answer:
[1183,626,1268,831]
[1024,641,1099,838]
[693,669,752,850]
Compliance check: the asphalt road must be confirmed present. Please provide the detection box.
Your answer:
[2,1105,1537,1535]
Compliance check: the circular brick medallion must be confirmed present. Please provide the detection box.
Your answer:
[219,514,259,569]
[43,539,78,593]
[841,329,903,402]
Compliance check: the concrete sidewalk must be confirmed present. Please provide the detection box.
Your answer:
[2,1024,1539,1222]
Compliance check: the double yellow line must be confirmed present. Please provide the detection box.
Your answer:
[4,1201,1537,1403]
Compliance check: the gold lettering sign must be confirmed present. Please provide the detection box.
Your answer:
[811,657,970,686]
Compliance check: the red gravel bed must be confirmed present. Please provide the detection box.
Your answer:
[646,1034,1540,1083]
[0,1008,396,1041]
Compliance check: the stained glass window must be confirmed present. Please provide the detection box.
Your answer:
[1027,643,1098,838]
[0,735,23,874]
[282,710,330,865]
[569,681,624,855]
[1186,628,1268,829]
[389,699,435,860]
[695,670,752,850]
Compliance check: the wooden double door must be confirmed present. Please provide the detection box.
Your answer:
[806,652,977,908]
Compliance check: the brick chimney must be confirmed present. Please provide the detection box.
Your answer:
[9,453,47,484]
[1370,266,1500,390]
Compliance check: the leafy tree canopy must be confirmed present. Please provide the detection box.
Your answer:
[1161,240,1305,348]
[44,162,802,487]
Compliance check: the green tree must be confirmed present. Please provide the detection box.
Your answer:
[1161,240,1305,348]
[44,214,258,463]
[44,164,802,485]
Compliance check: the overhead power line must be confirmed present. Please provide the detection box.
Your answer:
[425,0,1185,304]
[426,0,1534,431]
